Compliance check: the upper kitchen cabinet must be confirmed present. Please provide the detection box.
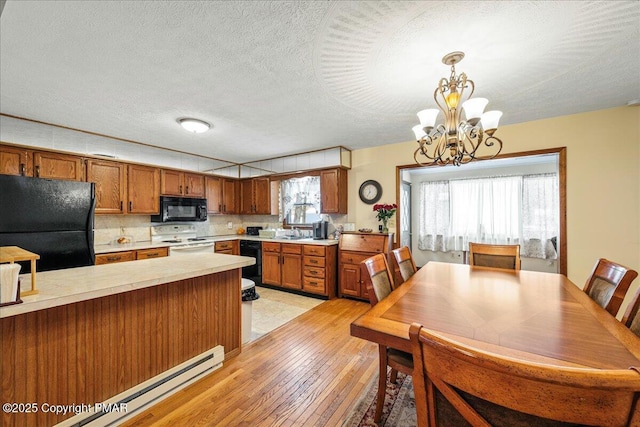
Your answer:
[128,164,160,214]
[320,168,348,214]
[0,145,33,176]
[0,145,84,181]
[241,177,271,215]
[206,176,239,214]
[86,159,126,214]
[160,169,205,197]
[33,151,85,181]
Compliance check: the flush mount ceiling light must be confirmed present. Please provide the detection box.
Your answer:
[178,118,211,133]
[412,51,504,166]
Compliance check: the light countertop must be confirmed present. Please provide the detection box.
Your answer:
[95,235,340,254]
[0,253,255,318]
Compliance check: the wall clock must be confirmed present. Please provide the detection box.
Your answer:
[359,180,382,204]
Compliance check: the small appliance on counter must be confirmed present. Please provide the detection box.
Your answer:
[313,220,329,240]
[245,226,263,236]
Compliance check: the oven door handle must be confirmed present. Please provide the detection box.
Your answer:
[170,243,215,252]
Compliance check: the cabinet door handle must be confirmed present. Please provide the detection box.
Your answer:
[186,186,189,194]
[120,201,123,211]
[223,204,226,212]
[310,259,318,264]
[219,204,222,212]
[20,163,26,176]
[35,165,40,177]
[129,201,133,211]
[179,185,183,194]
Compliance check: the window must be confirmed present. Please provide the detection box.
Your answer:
[418,173,558,259]
[280,176,322,226]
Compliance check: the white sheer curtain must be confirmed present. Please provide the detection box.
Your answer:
[522,174,558,259]
[280,176,321,223]
[418,174,558,258]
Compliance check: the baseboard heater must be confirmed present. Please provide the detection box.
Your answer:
[57,345,225,427]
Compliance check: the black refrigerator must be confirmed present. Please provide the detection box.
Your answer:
[0,175,96,272]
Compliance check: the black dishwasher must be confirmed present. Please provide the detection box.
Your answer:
[240,233,262,285]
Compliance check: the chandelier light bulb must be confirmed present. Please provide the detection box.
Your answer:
[462,98,489,125]
[480,110,503,131]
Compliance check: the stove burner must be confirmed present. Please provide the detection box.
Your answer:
[188,237,207,241]
[162,239,182,243]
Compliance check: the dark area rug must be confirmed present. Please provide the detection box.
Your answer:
[342,369,416,427]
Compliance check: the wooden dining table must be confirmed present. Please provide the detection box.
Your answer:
[350,261,640,370]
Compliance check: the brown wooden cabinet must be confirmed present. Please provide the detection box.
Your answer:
[95,247,169,265]
[34,151,85,181]
[128,164,160,214]
[262,242,302,290]
[215,240,239,255]
[161,169,205,197]
[241,177,271,214]
[302,244,337,298]
[86,159,126,214]
[206,176,239,214]
[136,247,169,260]
[0,145,83,181]
[338,232,393,300]
[95,251,136,265]
[0,145,33,176]
[320,168,348,214]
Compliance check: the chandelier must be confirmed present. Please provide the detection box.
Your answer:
[412,52,503,166]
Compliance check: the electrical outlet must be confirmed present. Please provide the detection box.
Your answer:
[227,222,233,229]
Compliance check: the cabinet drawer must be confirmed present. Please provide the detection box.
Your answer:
[95,251,135,265]
[136,247,168,260]
[303,245,326,256]
[215,241,234,251]
[303,276,326,294]
[304,255,325,267]
[339,251,374,265]
[282,243,302,254]
[304,266,325,278]
[340,233,387,253]
[263,242,281,253]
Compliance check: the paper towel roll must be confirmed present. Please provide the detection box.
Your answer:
[0,264,21,304]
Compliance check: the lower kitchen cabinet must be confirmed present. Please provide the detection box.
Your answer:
[262,242,302,290]
[262,241,337,298]
[338,232,393,300]
[95,247,168,265]
[215,240,239,255]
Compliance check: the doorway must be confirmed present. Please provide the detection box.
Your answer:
[396,148,566,275]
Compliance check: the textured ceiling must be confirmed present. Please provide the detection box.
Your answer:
[1,1,638,164]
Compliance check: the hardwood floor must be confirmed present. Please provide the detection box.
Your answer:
[122,297,378,427]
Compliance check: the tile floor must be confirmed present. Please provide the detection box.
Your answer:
[247,286,325,342]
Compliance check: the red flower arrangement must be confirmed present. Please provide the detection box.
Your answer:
[373,203,397,222]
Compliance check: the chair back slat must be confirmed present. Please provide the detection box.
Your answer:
[391,246,418,283]
[584,258,638,316]
[468,243,521,271]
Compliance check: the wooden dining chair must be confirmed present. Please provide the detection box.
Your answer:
[361,254,413,423]
[583,258,638,317]
[622,286,640,337]
[409,323,640,427]
[391,246,418,283]
[468,243,521,270]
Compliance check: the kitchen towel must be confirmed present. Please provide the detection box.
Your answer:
[0,263,21,303]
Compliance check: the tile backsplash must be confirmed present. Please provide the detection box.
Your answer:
[94,213,347,245]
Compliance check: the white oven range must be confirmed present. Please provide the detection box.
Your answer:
[151,224,215,255]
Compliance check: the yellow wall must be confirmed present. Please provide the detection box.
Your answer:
[348,106,640,309]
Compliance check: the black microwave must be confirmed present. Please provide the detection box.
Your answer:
[151,196,208,222]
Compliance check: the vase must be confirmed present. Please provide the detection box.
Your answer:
[381,219,389,233]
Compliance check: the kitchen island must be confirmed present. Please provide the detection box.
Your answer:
[0,253,254,427]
